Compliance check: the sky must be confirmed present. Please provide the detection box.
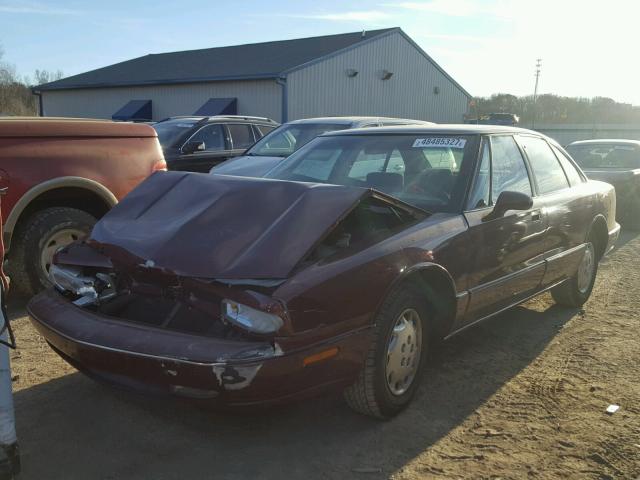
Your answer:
[1,0,640,104]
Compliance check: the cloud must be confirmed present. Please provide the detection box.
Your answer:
[0,1,81,15]
[382,0,511,19]
[276,10,392,23]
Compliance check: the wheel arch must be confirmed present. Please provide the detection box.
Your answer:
[4,177,117,252]
[382,262,458,340]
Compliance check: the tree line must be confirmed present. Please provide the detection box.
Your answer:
[0,44,63,116]
[471,93,640,125]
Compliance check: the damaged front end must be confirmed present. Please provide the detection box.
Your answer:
[30,172,424,404]
[38,242,291,398]
[49,244,287,355]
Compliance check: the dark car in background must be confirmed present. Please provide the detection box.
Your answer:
[566,139,640,229]
[211,116,434,178]
[28,125,618,419]
[152,115,278,172]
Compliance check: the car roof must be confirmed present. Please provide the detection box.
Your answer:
[323,124,543,136]
[285,116,433,127]
[568,139,640,147]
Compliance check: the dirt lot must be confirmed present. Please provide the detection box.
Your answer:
[6,231,640,479]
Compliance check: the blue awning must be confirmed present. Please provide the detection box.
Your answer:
[112,100,152,121]
[194,97,237,116]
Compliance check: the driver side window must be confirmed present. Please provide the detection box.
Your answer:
[186,124,225,152]
[490,135,532,200]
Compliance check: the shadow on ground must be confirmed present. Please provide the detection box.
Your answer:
[13,298,578,480]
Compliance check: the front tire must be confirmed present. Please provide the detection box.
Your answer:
[8,207,96,296]
[551,241,597,307]
[343,285,430,419]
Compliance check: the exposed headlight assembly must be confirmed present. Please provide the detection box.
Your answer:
[49,264,116,307]
[222,299,283,334]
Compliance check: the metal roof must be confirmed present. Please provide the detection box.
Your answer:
[35,28,396,91]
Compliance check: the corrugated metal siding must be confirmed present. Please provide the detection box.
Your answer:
[41,80,282,121]
[287,31,469,123]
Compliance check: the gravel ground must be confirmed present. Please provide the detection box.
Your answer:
[6,231,640,480]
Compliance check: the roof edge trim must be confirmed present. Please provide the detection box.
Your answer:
[34,73,281,92]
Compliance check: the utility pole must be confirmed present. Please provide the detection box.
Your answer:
[532,58,542,129]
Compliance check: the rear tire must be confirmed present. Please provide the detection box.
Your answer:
[8,207,96,296]
[343,284,430,419]
[551,241,597,308]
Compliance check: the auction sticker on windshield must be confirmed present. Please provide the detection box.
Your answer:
[412,137,467,148]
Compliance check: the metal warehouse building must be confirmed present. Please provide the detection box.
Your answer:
[34,28,470,123]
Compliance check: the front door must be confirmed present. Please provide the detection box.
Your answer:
[462,135,548,323]
[173,123,240,172]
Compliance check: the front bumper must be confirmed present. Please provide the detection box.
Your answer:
[28,289,371,406]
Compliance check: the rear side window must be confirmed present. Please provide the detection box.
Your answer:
[518,136,569,194]
[490,135,532,199]
[551,145,583,186]
[227,124,256,149]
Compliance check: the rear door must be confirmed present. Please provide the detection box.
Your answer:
[463,135,548,323]
[517,135,589,288]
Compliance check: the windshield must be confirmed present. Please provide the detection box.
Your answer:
[247,123,350,157]
[265,134,476,212]
[152,119,199,148]
[567,144,640,168]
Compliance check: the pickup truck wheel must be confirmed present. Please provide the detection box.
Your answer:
[551,241,597,308]
[343,285,430,419]
[9,207,96,296]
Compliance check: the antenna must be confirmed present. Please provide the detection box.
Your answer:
[532,58,542,128]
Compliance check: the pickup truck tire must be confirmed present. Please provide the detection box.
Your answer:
[9,207,96,296]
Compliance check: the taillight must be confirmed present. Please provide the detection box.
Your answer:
[152,159,167,172]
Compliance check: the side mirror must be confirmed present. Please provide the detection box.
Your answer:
[484,191,533,221]
[182,141,205,155]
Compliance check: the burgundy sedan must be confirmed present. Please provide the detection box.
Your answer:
[28,125,620,418]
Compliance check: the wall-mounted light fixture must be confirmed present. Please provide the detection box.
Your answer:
[346,69,359,77]
[433,86,440,95]
[380,70,394,80]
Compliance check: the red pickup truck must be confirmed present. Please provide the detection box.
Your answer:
[0,118,166,295]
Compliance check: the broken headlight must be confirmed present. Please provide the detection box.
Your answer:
[49,264,116,307]
[221,299,283,334]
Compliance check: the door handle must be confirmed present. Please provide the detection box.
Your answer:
[531,210,542,222]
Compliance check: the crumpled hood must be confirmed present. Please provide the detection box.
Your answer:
[89,171,367,279]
